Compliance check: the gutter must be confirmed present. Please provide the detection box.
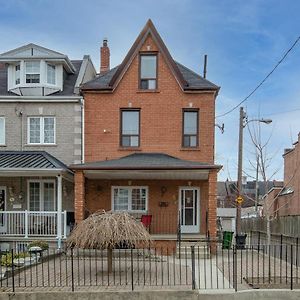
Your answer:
[0,96,83,102]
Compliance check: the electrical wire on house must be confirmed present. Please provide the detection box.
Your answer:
[216,36,300,119]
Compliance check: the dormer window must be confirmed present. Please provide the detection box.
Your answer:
[15,64,20,85]
[47,64,56,85]
[25,61,40,83]
[140,54,157,89]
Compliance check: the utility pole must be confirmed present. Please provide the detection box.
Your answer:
[236,107,245,236]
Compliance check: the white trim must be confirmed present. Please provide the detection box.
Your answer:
[27,116,56,145]
[0,117,5,145]
[0,97,82,102]
[111,186,148,213]
[27,179,56,211]
[179,187,200,234]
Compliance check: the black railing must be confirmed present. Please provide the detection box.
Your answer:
[1,243,300,292]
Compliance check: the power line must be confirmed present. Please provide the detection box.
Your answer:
[263,108,300,116]
[216,36,300,118]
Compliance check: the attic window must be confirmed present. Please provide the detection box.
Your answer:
[140,54,157,89]
[47,64,56,85]
[15,64,20,85]
[25,61,40,83]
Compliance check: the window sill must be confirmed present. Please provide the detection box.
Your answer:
[25,144,57,147]
[136,89,160,93]
[180,147,201,151]
[0,144,7,147]
[118,147,142,151]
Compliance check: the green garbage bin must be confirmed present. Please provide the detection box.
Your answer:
[222,231,234,249]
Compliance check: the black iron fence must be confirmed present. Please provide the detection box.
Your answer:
[1,244,300,292]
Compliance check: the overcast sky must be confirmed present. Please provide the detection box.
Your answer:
[1,0,300,181]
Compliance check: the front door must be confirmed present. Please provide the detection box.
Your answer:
[0,187,6,233]
[179,187,200,233]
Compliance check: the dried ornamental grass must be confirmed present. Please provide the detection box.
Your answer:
[67,210,152,249]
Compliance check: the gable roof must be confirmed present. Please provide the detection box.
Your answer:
[71,153,222,170]
[81,19,219,92]
[0,151,72,173]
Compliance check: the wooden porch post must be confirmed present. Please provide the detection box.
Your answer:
[57,174,62,249]
[208,169,218,252]
[74,170,85,223]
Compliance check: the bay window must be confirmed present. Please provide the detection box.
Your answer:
[25,61,40,83]
[28,116,55,144]
[113,187,147,212]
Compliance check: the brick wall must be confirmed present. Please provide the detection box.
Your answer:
[83,179,209,235]
[83,35,216,164]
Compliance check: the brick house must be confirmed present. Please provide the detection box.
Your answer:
[0,43,96,248]
[264,133,300,217]
[72,20,221,246]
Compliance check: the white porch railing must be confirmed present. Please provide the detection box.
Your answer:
[0,210,67,239]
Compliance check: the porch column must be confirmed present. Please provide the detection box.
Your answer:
[57,175,62,249]
[74,170,85,223]
[208,169,218,241]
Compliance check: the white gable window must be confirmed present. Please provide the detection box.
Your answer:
[25,61,40,83]
[0,117,5,145]
[112,186,148,212]
[28,116,55,144]
[47,64,56,85]
[15,64,20,85]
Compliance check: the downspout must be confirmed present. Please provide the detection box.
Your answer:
[81,98,85,163]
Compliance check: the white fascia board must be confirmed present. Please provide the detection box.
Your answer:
[0,96,83,102]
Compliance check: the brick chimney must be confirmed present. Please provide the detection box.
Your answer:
[100,38,110,74]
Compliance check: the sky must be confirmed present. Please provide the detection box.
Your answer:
[0,0,300,181]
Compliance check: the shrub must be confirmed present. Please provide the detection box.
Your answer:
[28,241,49,251]
[1,252,29,267]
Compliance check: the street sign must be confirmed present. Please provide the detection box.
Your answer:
[236,196,243,204]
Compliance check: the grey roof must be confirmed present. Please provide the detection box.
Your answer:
[81,62,219,91]
[71,153,221,170]
[0,60,82,97]
[0,151,72,172]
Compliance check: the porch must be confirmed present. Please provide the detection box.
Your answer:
[0,151,74,244]
[72,153,220,241]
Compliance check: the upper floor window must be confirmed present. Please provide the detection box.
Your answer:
[47,64,56,85]
[140,54,157,90]
[28,116,55,145]
[0,117,5,145]
[15,64,20,85]
[25,61,40,83]
[182,110,199,147]
[120,109,140,147]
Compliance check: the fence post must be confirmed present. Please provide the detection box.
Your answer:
[131,248,134,291]
[71,248,74,292]
[258,231,260,252]
[11,249,15,293]
[233,246,237,292]
[291,244,293,290]
[280,234,283,261]
[191,246,195,290]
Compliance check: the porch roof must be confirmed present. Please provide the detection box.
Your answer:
[71,153,222,180]
[0,151,73,177]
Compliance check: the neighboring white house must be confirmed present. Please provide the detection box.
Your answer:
[0,43,96,249]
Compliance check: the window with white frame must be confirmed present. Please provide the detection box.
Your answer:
[28,116,55,144]
[47,64,56,85]
[0,117,5,145]
[113,187,147,212]
[25,61,40,83]
[15,64,20,85]
[28,180,55,211]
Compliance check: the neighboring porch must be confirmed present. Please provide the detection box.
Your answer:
[72,153,220,242]
[0,151,74,245]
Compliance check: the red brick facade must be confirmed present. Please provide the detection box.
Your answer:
[74,21,220,241]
